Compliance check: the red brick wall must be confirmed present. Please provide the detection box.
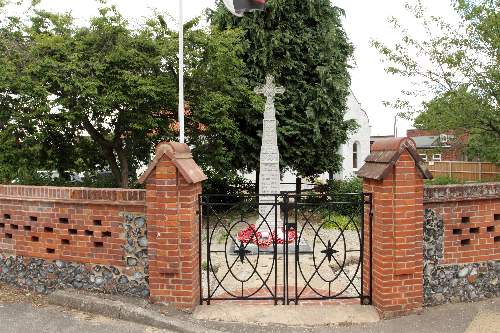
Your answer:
[144,155,202,308]
[0,185,146,266]
[407,129,469,161]
[363,151,424,318]
[138,141,206,309]
[362,138,500,314]
[417,148,463,162]
[424,184,500,264]
[0,142,205,309]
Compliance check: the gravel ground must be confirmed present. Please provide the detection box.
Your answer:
[0,282,47,307]
[201,212,363,300]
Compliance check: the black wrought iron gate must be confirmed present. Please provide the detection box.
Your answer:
[199,193,372,305]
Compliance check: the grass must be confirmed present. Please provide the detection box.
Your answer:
[217,231,230,244]
[322,214,360,231]
[201,261,219,274]
[201,261,209,271]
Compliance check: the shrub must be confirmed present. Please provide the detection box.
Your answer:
[296,177,363,222]
[201,172,255,216]
[326,177,363,217]
[11,170,122,188]
[326,177,362,194]
[425,176,463,185]
[203,172,254,196]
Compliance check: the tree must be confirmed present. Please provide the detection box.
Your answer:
[0,2,249,187]
[22,7,178,188]
[181,19,255,182]
[373,0,499,163]
[1,0,355,188]
[210,0,356,177]
[0,2,46,182]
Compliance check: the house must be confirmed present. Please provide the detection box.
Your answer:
[406,129,469,162]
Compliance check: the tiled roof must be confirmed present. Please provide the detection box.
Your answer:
[357,138,433,181]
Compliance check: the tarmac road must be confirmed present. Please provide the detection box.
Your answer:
[0,302,174,333]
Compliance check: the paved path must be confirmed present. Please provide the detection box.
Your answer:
[198,297,500,333]
[194,304,380,326]
[0,303,173,333]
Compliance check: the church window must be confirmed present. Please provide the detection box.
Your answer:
[353,142,359,169]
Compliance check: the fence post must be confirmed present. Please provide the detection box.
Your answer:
[138,142,207,309]
[479,162,482,182]
[295,177,302,196]
[358,138,432,319]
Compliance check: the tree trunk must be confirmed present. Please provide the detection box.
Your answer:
[102,147,123,187]
[82,117,129,188]
[116,147,129,189]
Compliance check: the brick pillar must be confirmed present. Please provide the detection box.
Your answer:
[358,138,432,318]
[138,142,206,309]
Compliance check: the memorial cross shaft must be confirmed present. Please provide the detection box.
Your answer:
[255,75,285,226]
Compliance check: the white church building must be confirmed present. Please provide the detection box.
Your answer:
[245,90,371,190]
[329,91,371,180]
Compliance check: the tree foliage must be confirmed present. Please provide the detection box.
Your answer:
[0,0,355,188]
[0,2,249,187]
[0,1,47,182]
[210,0,356,177]
[373,0,499,162]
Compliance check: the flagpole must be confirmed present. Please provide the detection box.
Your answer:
[178,0,185,143]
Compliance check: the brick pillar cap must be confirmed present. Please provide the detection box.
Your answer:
[138,142,207,184]
[358,137,432,180]
[371,137,416,152]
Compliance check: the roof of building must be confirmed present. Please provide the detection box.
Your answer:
[412,135,451,149]
[370,135,395,141]
[349,89,370,125]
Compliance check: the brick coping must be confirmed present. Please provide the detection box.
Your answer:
[0,185,146,206]
[424,182,500,203]
[0,195,146,206]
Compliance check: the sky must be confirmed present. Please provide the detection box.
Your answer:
[16,0,459,136]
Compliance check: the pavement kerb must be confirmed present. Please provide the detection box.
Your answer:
[47,290,221,333]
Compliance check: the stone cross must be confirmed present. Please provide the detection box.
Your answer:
[255,75,285,105]
[255,75,285,226]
